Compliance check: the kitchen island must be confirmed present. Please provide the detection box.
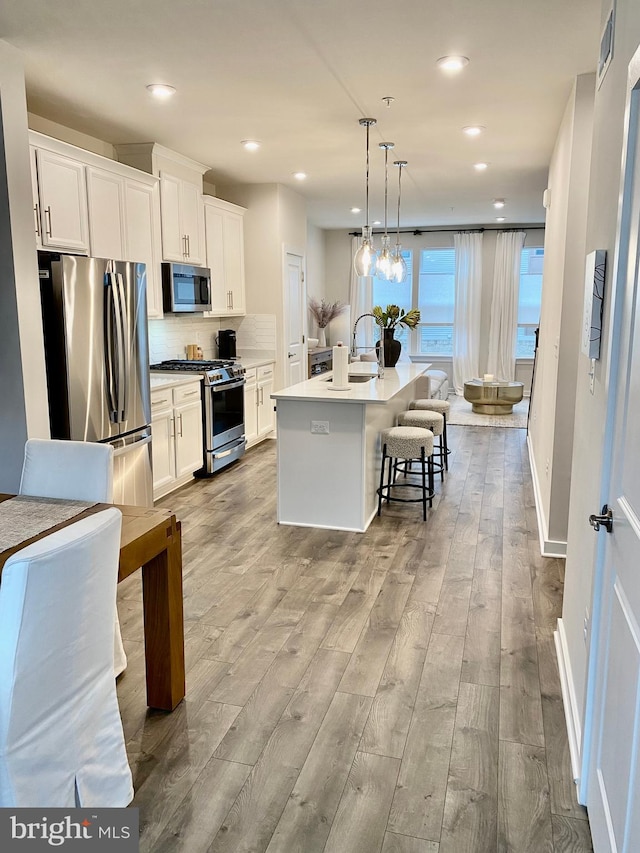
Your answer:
[271,362,430,532]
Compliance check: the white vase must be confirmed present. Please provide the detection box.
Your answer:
[318,327,327,347]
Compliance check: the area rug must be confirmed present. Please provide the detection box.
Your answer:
[446,393,529,428]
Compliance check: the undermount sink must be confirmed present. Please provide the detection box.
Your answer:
[324,374,374,384]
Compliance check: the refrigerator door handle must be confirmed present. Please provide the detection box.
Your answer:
[104,274,119,422]
[112,434,151,456]
[114,272,130,422]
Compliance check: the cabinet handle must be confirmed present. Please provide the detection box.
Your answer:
[153,398,169,405]
[170,416,176,438]
[256,387,260,406]
[186,234,190,257]
[178,413,183,437]
[182,389,199,397]
[44,206,52,237]
[230,291,234,309]
[182,235,187,257]
[33,204,40,237]
[260,387,264,405]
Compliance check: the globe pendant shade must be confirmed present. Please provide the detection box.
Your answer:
[376,235,393,280]
[390,246,408,283]
[354,233,376,277]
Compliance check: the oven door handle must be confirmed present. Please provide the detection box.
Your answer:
[211,378,246,393]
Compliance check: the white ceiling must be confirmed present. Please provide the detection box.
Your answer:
[0,0,602,229]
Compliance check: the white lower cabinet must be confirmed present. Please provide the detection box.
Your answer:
[244,364,275,447]
[151,381,203,499]
[244,369,259,445]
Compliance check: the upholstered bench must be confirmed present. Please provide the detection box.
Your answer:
[414,369,449,400]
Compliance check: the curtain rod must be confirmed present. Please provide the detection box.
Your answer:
[348,225,545,236]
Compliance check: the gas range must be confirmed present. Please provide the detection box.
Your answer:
[149,359,245,387]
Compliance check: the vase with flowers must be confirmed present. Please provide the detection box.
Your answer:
[308,298,346,347]
[372,304,421,367]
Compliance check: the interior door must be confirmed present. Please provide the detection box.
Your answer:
[284,252,305,386]
[586,53,640,853]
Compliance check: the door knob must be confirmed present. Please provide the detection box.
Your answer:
[589,504,613,533]
[288,353,294,358]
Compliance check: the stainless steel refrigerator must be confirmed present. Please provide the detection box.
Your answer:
[39,252,153,506]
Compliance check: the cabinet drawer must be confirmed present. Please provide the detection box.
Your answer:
[150,391,173,410]
[173,382,202,404]
[257,364,274,381]
[244,367,257,386]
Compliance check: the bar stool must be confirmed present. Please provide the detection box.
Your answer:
[398,410,445,481]
[409,398,451,470]
[377,426,434,521]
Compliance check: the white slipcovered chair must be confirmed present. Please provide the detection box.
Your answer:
[0,508,133,807]
[19,439,127,676]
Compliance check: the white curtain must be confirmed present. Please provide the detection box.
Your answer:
[452,232,483,395]
[487,231,526,380]
[349,235,375,353]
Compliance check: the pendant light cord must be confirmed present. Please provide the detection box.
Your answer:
[365,121,370,229]
[384,146,389,236]
[396,162,402,242]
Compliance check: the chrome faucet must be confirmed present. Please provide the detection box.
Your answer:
[351,312,384,378]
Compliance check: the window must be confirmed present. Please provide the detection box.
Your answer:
[417,248,456,355]
[371,251,413,350]
[516,247,544,358]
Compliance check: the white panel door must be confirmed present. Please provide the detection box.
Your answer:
[36,148,89,252]
[86,166,125,260]
[586,53,640,853]
[151,407,176,497]
[204,203,227,314]
[29,146,42,248]
[244,373,258,445]
[224,212,246,313]
[284,252,306,387]
[174,400,203,478]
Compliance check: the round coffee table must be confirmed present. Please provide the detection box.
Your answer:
[463,379,524,414]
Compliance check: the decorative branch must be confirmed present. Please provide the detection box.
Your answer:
[308,298,346,328]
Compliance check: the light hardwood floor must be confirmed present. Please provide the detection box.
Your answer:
[116,425,593,853]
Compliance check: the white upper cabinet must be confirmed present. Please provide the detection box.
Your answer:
[204,196,246,316]
[33,148,89,252]
[29,132,163,320]
[160,172,204,265]
[123,179,162,319]
[86,166,125,260]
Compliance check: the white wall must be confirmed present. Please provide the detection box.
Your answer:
[27,113,116,160]
[560,0,640,773]
[216,182,307,390]
[323,226,544,390]
[528,74,595,553]
[0,41,50,491]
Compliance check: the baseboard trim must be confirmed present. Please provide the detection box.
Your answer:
[555,619,584,800]
[526,434,567,557]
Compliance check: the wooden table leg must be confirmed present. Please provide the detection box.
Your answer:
[141,521,185,710]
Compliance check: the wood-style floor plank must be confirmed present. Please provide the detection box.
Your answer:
[498,739,553,853]
[115,432,590,853]
[323,751,401,853]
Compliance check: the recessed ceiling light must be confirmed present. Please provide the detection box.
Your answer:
[474,162,489,171]
[372,220,382,226]
[496,216,506,222]
[293,172,307,180]
[493,199,505,208]
[463,125,485,136]
[241,140,261,151]
[351,207,362,214]
[436,55,469,72]
[146,83,176,99]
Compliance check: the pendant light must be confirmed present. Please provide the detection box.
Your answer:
[375,141,395,280]
[353,118,377,277]
[390,160,408,284]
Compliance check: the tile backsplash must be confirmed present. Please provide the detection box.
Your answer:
[148,313,276,362]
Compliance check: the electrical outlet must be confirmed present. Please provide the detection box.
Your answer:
[311,420,330,435]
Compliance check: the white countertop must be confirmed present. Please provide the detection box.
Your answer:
[239,357,276,370]
[150,373,203,391]
[271,363,429,404]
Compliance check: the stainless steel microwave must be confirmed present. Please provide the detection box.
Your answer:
[161,263,212,312]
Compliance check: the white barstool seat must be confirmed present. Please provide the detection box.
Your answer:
[409,398,451,470]
[378,426,435,521]
[398,410,446,481]
[0,508,133,807]
[19,439,127,676]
